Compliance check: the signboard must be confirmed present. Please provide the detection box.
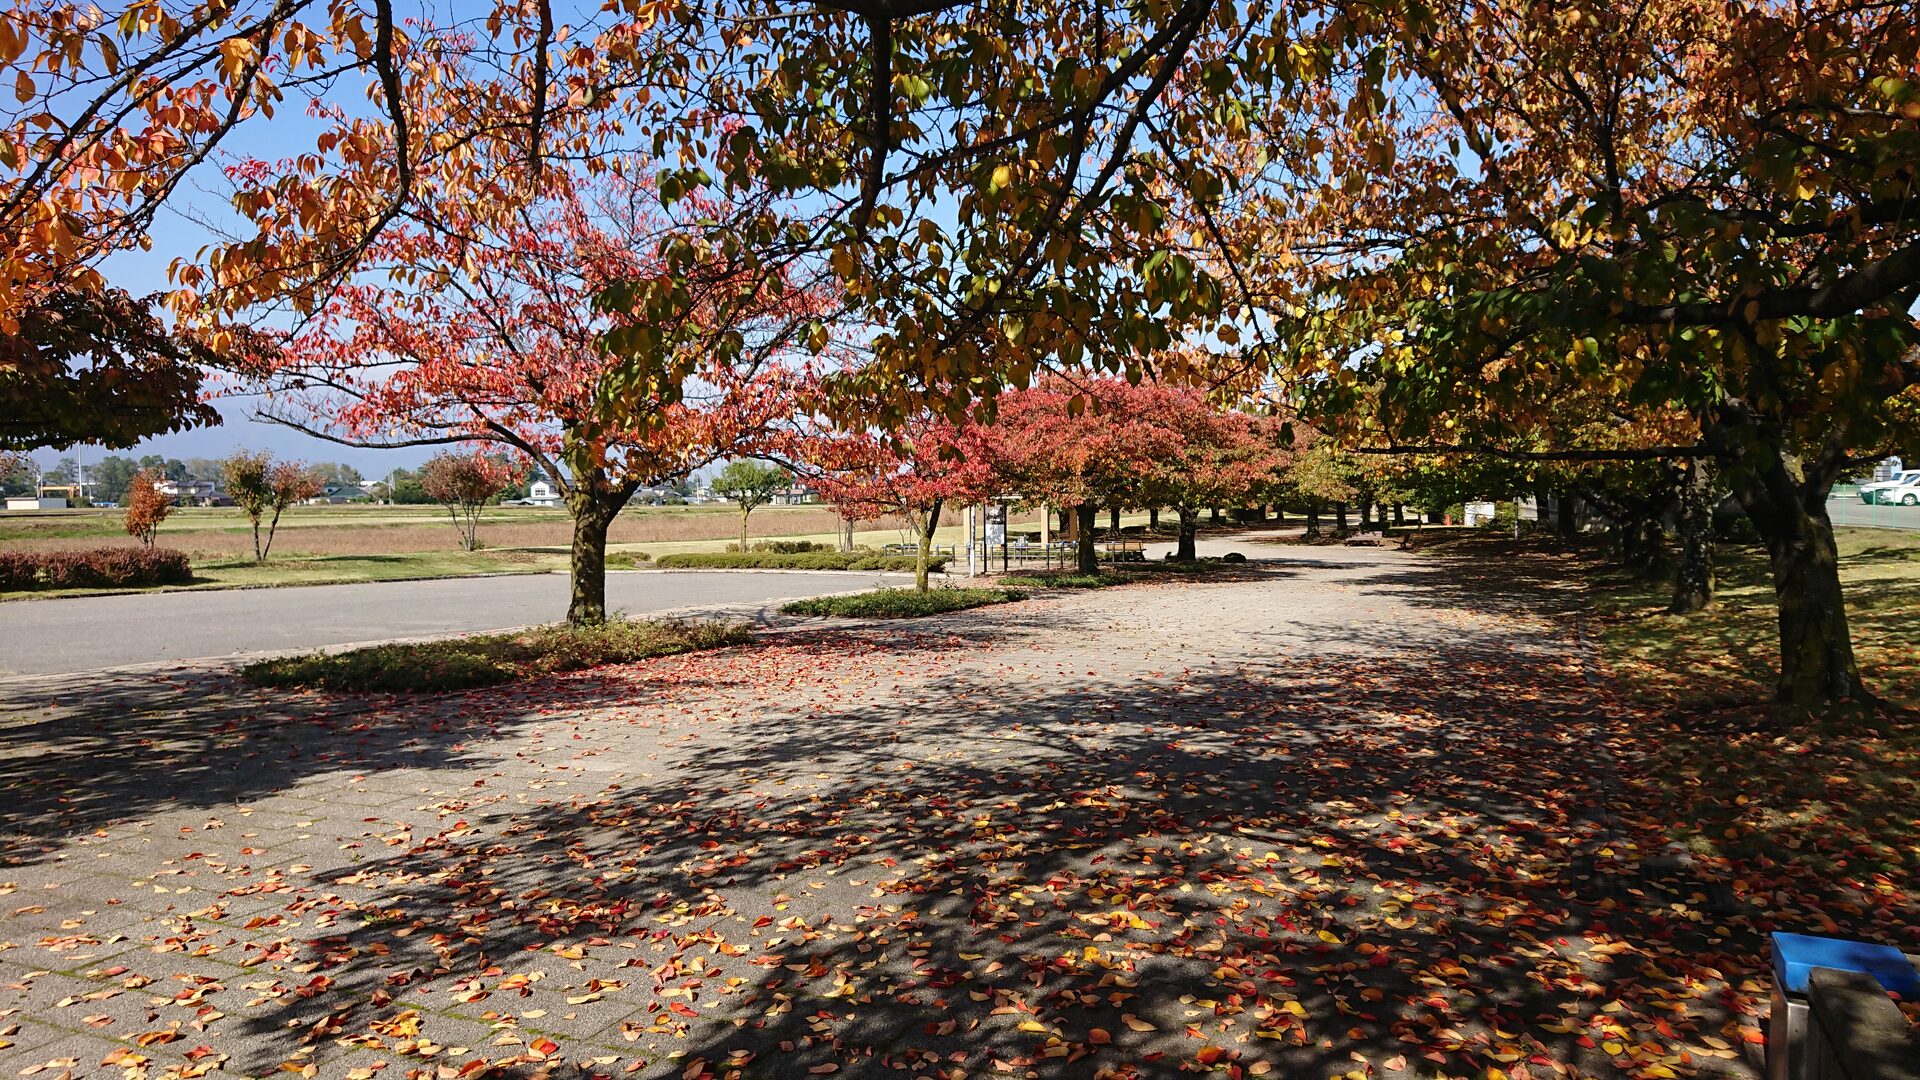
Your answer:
[985,504,1007,547]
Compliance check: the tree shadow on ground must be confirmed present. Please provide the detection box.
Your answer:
[200,627,1799,1080]
[0,612,1080,862]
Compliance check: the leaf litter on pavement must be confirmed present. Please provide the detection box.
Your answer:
[0,565,1909,1080]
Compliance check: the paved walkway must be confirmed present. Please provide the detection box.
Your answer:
[0,570,900,677]
[0,537,1773,1078]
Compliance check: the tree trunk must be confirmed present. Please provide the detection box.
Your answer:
[1360,502,1373,529]
[1335,503,1348,532]
[738,505,750,552]
[567,498,616,626]
[1764,511,1856,704]
[262,507,285,562]
[914,501,943,593]
[1729,472,1858,702]
[1209,507,1222,525]
[1670,458,1716,613]
[1556,494,1576,537]
[1707,410,1859,704]
[1058,507,1072,534]
[1306,503,1321,534]
[1391,504,1405,527]
[1076,504,1099,575]
[1175,507,1198,561]
[840,516,856,552]
[1635,515,1669,578]
[1148,507,1159,530]
[1109,505,1121,535]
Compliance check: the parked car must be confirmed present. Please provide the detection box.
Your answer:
[1859,469,1920,503]
[1873,480,1920,506]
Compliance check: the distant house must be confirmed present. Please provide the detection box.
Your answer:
[523,480,565,508]
[5,496,66,510]
[308,481,371,504]
[155,479,221,506]
[771,484,817,506]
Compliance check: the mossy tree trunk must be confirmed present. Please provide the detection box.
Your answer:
[1670,458,1717,613]
[1175,505,1199,561]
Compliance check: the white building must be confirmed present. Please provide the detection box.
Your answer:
[524,480,565,507]
[155,479,220,506]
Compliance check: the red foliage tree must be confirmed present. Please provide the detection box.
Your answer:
[809,414,998,592]
[221,452,322,563]
[987,380,1182,574]
[241,164,820,623]
[1131,387,1292,560]
[418,452,524,553]
[122,468,174,549]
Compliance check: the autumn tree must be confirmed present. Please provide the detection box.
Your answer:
[221,452,320,563]
[122,469,173,548]
[241,161,815,625]
[419,453,522,553]
[712,460,792,555]
[809,415,997,591]
[4,0,1336,441]
[1128,386,1287,561]
[1211,0,1920,703]
[0,288,219,450]
[989,380,1181,574]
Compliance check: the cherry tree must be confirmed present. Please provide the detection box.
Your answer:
[988,380,1181,575]
[241,164,819,624]
[221,451,321,563]
[810,414,997,592]
[122,469,174,549]
[1132,387,1289,560]
[419,452,523,553]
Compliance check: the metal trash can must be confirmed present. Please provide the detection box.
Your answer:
[1767,932,1920,1080]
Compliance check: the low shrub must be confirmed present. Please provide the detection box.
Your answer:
[781,586,1027,618]
[605,550,654,569]
[655,551,945,573]
[241,618,754,693]
[998,572,1124,589]
[0,547,193,591]
[726,539,829,554]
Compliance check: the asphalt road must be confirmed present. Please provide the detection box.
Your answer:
[1827,494,1920,531]
[0,570,899,677]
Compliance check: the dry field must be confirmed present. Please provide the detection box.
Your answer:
[0,504,1047,557]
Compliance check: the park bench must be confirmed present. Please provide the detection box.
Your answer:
[1767,932,1920,1080]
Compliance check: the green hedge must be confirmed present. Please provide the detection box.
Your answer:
[781,586,1027,618]
[242,618,753,693]
[655,551,946,572]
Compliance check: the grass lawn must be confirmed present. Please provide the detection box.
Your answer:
[781,586,1028,618]
[1589,526,1920,710]
[242,618,753,692]
[0,548,566,600]
[1584,526,1920,885]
